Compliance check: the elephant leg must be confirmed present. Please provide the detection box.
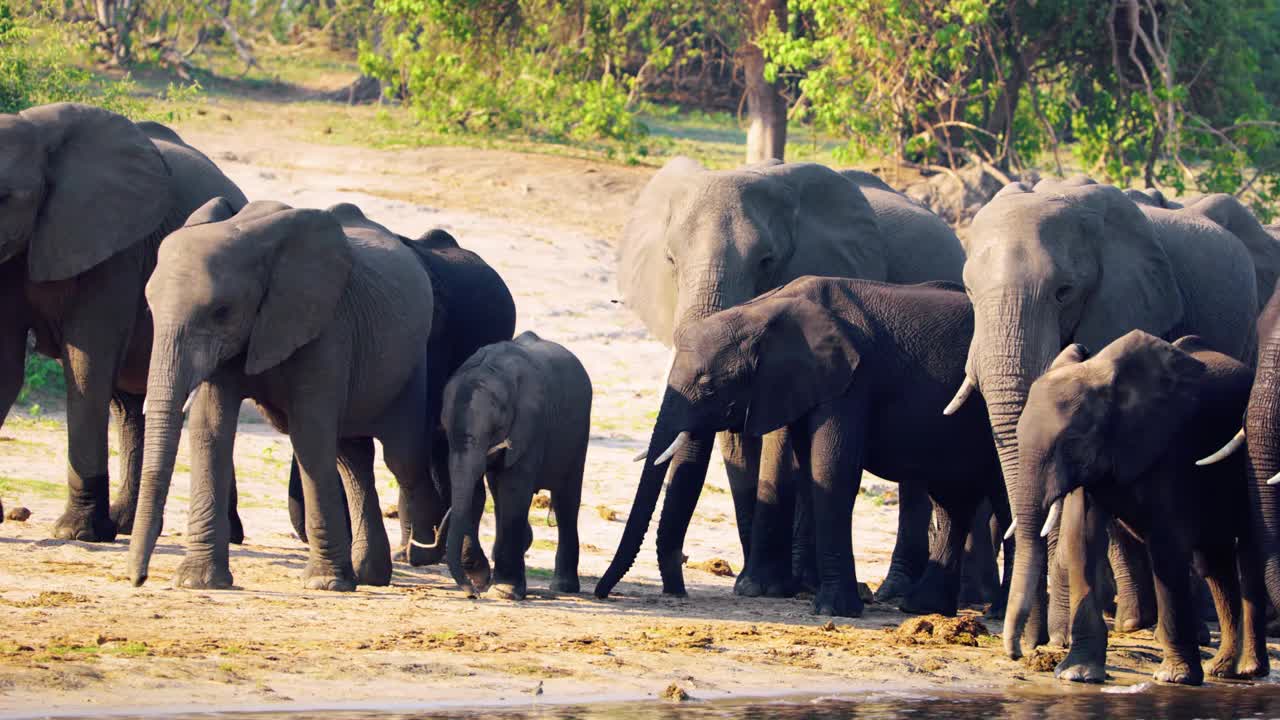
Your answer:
[290,405,355,592]
[958,500,1001,607]
[791,477,819,595]
[874,479,930,603]
[1054,489,1109,684]
[1200,544,1246,679]
[1046,520,1071,647]
[338,437,391,587]
[107,392,144,535]
[802,407,865,618]
[174,378,240,590]
[1110,522,1158,632]
[53,333,126,543]
[0,285,26,432]
[288,458,308,544]
[490,469,534,600]
[1148,538,1204,685]
[228,469,244,545]
[1237,540,1271,678]
[720,430,761,565]
[900,496,973,616]
[550,462,582,594]
[738,429,796,598]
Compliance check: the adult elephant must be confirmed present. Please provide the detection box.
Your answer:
[947,176,1277,660]
[128,200,436,591]
[0,103,247,542]
[287,222,517,566]
[614,156,967,600]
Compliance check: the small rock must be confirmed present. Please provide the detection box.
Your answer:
[660,683,689,702]
[383,504,399,519]
[6,506,31,522]
[532,494,551,510]
[821,621,836,631]
[596,505,620,522]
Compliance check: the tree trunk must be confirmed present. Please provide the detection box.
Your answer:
[742,0,787,164]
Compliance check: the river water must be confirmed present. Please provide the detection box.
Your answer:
[27,685,1280,720]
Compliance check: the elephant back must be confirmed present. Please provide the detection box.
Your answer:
[147,126,248,248]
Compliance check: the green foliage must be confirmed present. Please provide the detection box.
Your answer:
[360,1,741,149]
[0,0,140,114]
[19,353,64,407]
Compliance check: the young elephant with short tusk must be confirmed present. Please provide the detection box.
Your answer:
[597,277,1009,618]
[1017,332,1267,685]
[441,331,592,600]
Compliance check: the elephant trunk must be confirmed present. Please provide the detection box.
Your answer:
[128,328,195,587]
[1246,340,1280,610]
[653,429,716,596]
[445,446,488,595]
[672,262,753,334]
[1002,447,1054,658]
[971,291,1061,655]
[595,389,687,598]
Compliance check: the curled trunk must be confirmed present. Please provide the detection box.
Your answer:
[127,331,192,586]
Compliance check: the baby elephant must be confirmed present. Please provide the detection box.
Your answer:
[441,331,592,600]
[1020,332,1267,685]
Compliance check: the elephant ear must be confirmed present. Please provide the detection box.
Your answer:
[762,163,888,283]
[497,340,547,470]
[618,156,706,345]
[20,103,171,282]
[744,297,862,436]
[183,197,238,227]
[1098,330,1205,483]
[240,207,353,375]
[1059,183,1184,353]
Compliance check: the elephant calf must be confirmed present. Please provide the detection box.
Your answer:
[442,331,592,600]
[597,277,1008,618]
[1021,332,1268,685]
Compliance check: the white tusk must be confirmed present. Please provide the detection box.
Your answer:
[1040,500,1062,538]
[1003,518,1017,540]
[654,431,691,465]
[943,376,976,416]
[933,512,940,532]
[1196,429,1245,466]
[632,449,648,462]
[407,508,452,550]
[1268,472,1280,486]
[487,439,511,457]
[181,390,197,414]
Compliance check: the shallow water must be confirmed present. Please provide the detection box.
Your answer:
[29,685,1280,720]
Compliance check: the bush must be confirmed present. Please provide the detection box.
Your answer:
[19,353,64,406]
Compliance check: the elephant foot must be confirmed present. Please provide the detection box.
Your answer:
[550,576,580,594]
[658,551,688,598]
[1114,597,1156,633]
[1048,630,1069,649]
[1055,651,1106,683]
[1207,650,1244,679]
[108,502,135,536]
[873,570,914,604]
[900,582,958,617]
[53,504,117,543]
[174,557,234,590]
[491,578,527,600]
[464,562,492,595]
[791,563,819,595]
[735,566,794,599]
[813,583,864,618]
[1236,650,1270,679]
[1197,618,1211,647]
[302,562,357,592]
[352,541,393,587]
[1153,657,1203,686]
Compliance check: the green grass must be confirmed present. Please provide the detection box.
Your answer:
[525,567,554,580]
[0,475,64,499]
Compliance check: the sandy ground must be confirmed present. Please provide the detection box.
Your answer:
[0,118,1274,717]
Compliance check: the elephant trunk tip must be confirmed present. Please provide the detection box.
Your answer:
[130,569,148,587]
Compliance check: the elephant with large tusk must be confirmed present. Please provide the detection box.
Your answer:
[616,156,994,604]
[955,177,1280,661]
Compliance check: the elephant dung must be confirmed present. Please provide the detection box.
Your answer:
[1023,648,1067,672]
[687,558,735,577]
[894,615,990,647]
[6,506,31,522]
[660,683,690,702]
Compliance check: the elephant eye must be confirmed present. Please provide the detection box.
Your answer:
[665,249,676,267]
[1055,285,1074,304]
[760,254,776,271]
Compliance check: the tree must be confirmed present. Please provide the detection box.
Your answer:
[741,0,786,163]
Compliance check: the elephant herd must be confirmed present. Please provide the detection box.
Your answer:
[5,102,1280,688]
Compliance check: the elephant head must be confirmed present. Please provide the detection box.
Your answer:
[128,199,352,585]
[0,103,171,280]
[1241,286,1280,611]
[619,157,887,344]
[946,177,1183,655]
[439,342,548,595]
[595,284,860,597]
[1007,332,1208,656]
